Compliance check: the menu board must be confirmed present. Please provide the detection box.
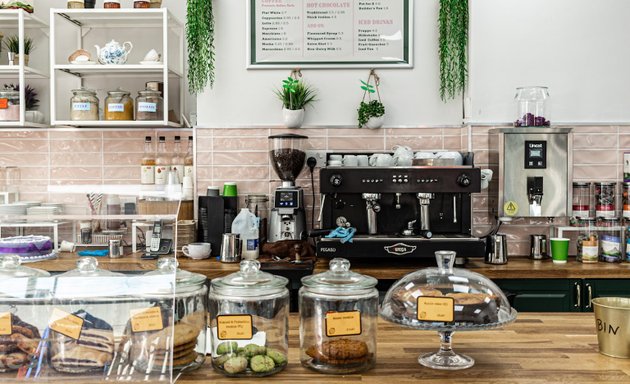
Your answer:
[248,0,413,68]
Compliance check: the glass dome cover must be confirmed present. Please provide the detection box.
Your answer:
[0,254,50,278]
[142,257,206,294]
[211,260,288,297]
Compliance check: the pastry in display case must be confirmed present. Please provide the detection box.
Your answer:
[380,250,517,370]
[299,258,378,374]
[209,260,289,377]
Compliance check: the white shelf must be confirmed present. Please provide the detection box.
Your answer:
[0,65,48,79]
[51,8,182,28]
[53,120,183,128]
[0,9,47,28]
[0,121,47,128]
[54,64,182,78]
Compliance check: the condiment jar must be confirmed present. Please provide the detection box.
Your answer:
[105,88,134,121]
[599,217,622,263]
[595,182,616,218]
[0,88,20,122]
[209,260,289,377]
[299,258,378,374]
[135,89,163,121]
[513,86,550,127]
[70,88,99,121]
[576,218,598,263]
[67,0,85,8]
[104,0,121,8]
[134,0,151,8]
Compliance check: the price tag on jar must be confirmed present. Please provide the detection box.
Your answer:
[325,311,362,337]
[0,98,8,109]
[49,308,84,340]
[417,297,454,322]
[130,307,164,333]
[138,102,157,113]
[0,312,12,336]
[107,103,125,112]
[217,315,253,340]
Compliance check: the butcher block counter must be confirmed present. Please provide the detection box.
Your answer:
[173,313,630,384]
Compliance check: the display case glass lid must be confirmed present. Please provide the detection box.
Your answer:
[57,257,123,278]
[142,257,206,294]
[380,251,516,330]
[0,254,49,278]
[55,257,126,298]
[211,260,288,297]
[301,258,377,295]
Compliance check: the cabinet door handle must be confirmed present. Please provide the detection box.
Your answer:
[575,282,581,308]
[586,284,593,310]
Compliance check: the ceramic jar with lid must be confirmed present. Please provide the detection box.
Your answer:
[134,0,151,8]
[0,88,20,122]
[105,89,133,121]
[209,260,289,377]
[70,88,99,121]
[299,258,378,374]
[135,89,163,121]
[104,0,120,8]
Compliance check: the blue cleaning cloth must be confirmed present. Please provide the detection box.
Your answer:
[77,250,109,257]
[325,227,357,244]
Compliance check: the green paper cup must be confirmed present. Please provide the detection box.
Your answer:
[223,182,238,197]
[550,238,570,264]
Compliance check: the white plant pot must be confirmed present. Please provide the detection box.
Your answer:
[282,108,305,129]
[25,110,44,124]
[363,115,385,129]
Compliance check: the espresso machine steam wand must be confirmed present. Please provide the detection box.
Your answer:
[417,193,434,239]
[362,193,381,235]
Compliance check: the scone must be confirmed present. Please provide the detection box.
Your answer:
[306,339,370,366]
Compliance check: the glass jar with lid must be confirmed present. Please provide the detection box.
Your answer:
[135,89,163,121]
[246,194,269,245]
[134,0,150,8]
[209,260,289,377]
[299,258,378,374]
[67,0,85,8]
[576,218,598,263]
[572,182,591,219]
[380,251,517,370]
[599,217,622,263]
[514,86,550,127]
[70,88,99,121]
[595,182,616,218]
[105,88,134,121]
[0,88,20,122]
[104,0,120,8]
[623,182,630,220]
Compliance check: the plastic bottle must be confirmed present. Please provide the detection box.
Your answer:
[231,208,260,260]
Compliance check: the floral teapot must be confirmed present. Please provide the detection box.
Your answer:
[94,40,133,65]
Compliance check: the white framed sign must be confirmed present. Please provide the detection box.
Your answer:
[247,0,413,69]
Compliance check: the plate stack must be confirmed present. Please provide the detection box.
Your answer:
[0,203,28,222]
[176,220,197,255]
[27,206,62,222]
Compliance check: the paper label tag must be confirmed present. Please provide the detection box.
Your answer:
[107,103,125,112]
[217,315,253,340]
[49,308,84,340]
[138,102,157,113]
[141,165,155,184]
[130,307,164,333]
[0,98,8,109]
[325,311,362,337]
[0,312,11,336]
[72,102,91,111]
[417,297,454,322]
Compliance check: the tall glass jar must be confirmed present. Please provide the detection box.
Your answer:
[623,182,630,220]
[572,182,591,219]
[514,86,550,127]
[246,194,269,245]
[595,182,616,218]
[0,88,20,122]
[209,260,289,377]
[599,217,622,263]
[105,89,134,121]
[135,89,163,121]
[299,258,378,374]
[70,88,99,121]
[576,218,598,263]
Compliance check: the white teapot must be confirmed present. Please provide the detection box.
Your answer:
[95,40,133,65]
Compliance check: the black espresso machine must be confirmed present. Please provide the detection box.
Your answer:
[316,152,485,261]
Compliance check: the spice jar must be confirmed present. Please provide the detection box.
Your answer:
[105,89,134,121]
[67,0,85,8]
[135,89,163,121]
[595,182,616,218]
[576,218,598,263]
[104,0,120,8]
[599,217,621,263]
[299,258,378,374]
[572,182,591,219]
[134,0,151,8]
[149,0,162,8]
[70,88,99,121]
[209,260,289,377]
[0,88,20,121]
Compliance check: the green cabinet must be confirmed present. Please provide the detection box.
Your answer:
[494,279,630,312]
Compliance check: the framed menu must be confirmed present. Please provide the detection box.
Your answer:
[247,0,413,68]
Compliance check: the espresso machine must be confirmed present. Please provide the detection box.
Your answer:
[316,152,486,259]
[268,134,308,242]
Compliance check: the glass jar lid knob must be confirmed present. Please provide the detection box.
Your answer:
[329,258,350,274]
[240,259,261,275]
[0,255,21,269]
[435,250,456,275]
[76,257,98,273]
[157,257,178,272]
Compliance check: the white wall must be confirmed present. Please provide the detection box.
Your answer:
[469,0,630,124]
[196,0,462,127]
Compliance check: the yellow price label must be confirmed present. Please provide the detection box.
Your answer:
[217,315,253,340]
[0,313,11,336]
[325,311,362,337]
[417,297,454,322]
[504,201,519,216]
[130,307,164,333]
[49,308,84,340]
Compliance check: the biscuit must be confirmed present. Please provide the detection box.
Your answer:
[147,323,199,350]
[306,339,369,362]
[0,352,29,370]
[153,350,198,367]
[9,333,38,355]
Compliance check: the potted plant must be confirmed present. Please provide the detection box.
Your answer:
[275,76,317,129]
[5,83,43,123]
[4,35,33,66]
[187,0,215,93]
[357,72,385,129]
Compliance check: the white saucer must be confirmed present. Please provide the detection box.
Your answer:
[140,60,162,65]
[71,60,97,65]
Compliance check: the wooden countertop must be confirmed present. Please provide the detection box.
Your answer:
[30,253,630,280]
[174,313,630,384]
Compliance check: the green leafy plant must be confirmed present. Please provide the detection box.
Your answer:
[187,0,215,93]
[357,75,385,128]
[275,77,317,110]
[439,0,468,101]
[3,83,39,110]
[0,2,34,13]
[3,35,33,54]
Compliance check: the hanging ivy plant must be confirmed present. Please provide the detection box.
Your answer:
[187,0,215,93]
[439,0,468,101]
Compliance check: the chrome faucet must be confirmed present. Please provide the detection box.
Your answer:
[362,193,381,235]
[417,193,434,238]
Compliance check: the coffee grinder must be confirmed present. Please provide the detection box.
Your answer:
[268,134,308,242]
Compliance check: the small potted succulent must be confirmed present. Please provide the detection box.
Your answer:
[5,83,43,123]
[4,35,33,66]
[358,77,385,129]
[275,76,317,129]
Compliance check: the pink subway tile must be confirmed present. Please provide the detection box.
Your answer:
[197,137,212,150]
[213,137,268,151]
[103,139,144,153]
[196,128,212,138]
[196,152,213,166]
[329,128,383,137]
[102,130,155,139]
[50,131,102,140]
[304,138,326,150]
[573,165,617,180]
[51,167,102,180]
[196,166,213,180]
[618,134,630,149]
[214,128,270,137]
[384,128,441,136]
[209,180,270,195]
[443,136,462,151]
[573,134,618,149]
[443,127,463,136]
[103,166,138,180]
[213,166,269,180]
[271,128,325,137]
[328,137,384,151]
[19,168,48,180]
[50,139,101,153]
[572,126,618,134]
[385,136,443,151]
[0,154,47,167]
[103,153,144,166]
[0,140,48,152]
[573,150,618,165]
[213,152,267,166]
[471,134,490,150]
[52,152,102,167]
[0,131,47,139]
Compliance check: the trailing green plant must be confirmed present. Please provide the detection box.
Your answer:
[3,35,33,54]
[275,77,317,110]
[4,83,39,110]
[0,2,34,13]
[439,0,468,101]
[187,0,215,93]
[357,71,385,128]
